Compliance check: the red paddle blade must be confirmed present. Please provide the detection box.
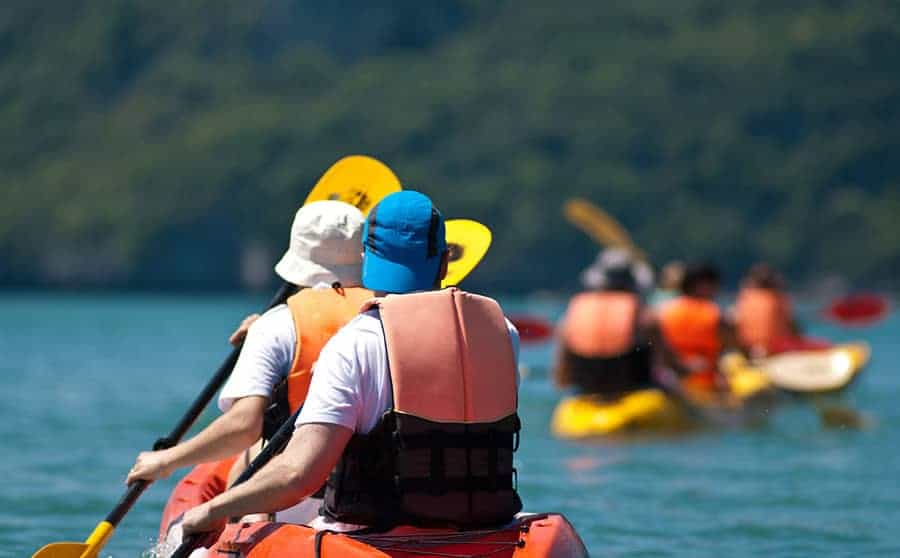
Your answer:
[509,315,554,343]
[824,293,889,326]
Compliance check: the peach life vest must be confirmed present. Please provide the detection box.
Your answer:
[322,288,522,528]
[283,286,374,412]
[734,287,792,357]
[561,291,640,358]
[658,296,722,383]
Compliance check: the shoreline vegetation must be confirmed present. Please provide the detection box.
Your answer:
[2,1,899,293]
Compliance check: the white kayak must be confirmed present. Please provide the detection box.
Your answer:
[757,343,870,394]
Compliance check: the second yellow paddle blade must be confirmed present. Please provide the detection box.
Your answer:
[443,219,492,287]
[563,198,646,261]
[304,155,402,215]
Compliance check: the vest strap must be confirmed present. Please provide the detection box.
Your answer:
[395,474,516,493]
[262,377,290,441]
[394,430,517,450]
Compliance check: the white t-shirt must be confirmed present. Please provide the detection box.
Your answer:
[295,309,520,434]
[218,304,296,412]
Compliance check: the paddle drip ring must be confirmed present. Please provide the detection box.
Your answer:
[447,242,465,262]
[328,187,373,212]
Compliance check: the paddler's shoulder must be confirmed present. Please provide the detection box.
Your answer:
[327,308,384,343]
[240,304,295,346]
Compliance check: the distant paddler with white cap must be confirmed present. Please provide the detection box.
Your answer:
[554,248,656,396]
[127,200,374,525]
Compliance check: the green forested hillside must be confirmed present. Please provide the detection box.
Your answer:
[1,1,899,292]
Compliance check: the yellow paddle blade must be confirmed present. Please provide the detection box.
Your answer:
[563,198,646,261]
[443,219,492,287]
[32,520,113,558]
[304,155,402,215]
[32,543,88,558]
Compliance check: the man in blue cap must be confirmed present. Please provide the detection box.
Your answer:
[181,191,521,535]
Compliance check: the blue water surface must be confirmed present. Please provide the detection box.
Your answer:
[2,292,898,557]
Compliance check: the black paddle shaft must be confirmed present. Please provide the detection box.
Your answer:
[171,406,303,558]
[108,283,296,530]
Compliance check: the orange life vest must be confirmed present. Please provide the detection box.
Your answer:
[323,288,521,528]
[561,291,640,358]
[658,296,722,387]
[734,287,792,357]
[283,286,374,413]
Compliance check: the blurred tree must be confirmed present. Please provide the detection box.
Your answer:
[0,0,898,292]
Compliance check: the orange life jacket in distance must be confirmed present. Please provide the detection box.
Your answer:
[658,296,722,386]
[734,287,792,357]
[561,291,640,358]
[283,286,374,412]
[322,288,522,529]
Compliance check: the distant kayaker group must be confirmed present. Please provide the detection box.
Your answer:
[556,252,799,399]
[548,215,869,440]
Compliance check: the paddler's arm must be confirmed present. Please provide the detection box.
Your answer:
[648,322,690,378]
[128,307,294,484]
[552,347,572,388]
[126,395,267,484]
[783,294,802,335]
[714,318,736,392]
[718,315,739,352]
[551,311,572,388]
[552,327,572,389]
[181,423,352,534]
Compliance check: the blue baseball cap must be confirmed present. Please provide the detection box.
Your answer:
[362,191,447,293]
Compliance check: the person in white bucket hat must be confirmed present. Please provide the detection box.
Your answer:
[273,200,365,288]
[127,200,376,531]
[227,200,365,344]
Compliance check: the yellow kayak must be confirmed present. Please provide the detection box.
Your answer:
[551,359,775,439]
[755,343,869,394]
[551,389,685,438]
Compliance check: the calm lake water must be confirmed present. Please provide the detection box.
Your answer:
[2,292,898,557]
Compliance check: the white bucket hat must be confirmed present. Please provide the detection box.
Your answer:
[274,200,365,287]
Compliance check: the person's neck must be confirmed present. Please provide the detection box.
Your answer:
[373,288,438,297]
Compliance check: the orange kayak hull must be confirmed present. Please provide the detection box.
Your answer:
[161,458,588,558]
[208,513,587,558]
